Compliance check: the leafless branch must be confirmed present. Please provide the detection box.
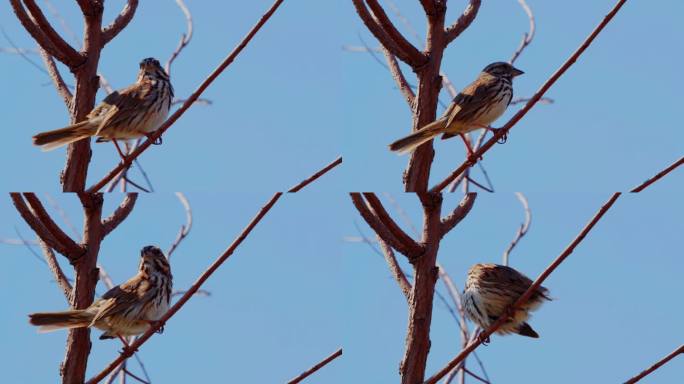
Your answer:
[430,0,629,192]
[440,193,477,237]
[38,47,72,107]
[510,96,553,105]
[425,193,621,384]
[287,348,343,384]
[502,192,531,266]
[623,344,684,384]
[101,194,138,237]
[44,194,81,241]
[86,193,283,384]
[287,156,343,192]
[102,0,139,45]
[378,235,411,300]
[167,193,192,258]
[38,238,72,301]
[381,46,415,107]
[86,0,287,192]
[364,193,423,254]
[165,0,193,75]
[445,1,481,44]
[509,0,535,64]
[630,156,684,192]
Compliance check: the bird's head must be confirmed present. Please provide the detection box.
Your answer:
[482,62,524,79]
[139,245,170,274]
[138,57,169,81]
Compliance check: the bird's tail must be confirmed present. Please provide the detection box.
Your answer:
[516,322,539,338]
[28,310,94,333]
[32,121,97,151]
[388,117,447,154]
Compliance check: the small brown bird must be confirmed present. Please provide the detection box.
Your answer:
[463,263,550,339]
[389,62,523,154]
[32,58,174,156]
[28,246,172,342]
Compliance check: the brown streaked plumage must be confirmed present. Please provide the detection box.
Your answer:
[389,62,523,154]
[29,246,172,340]
[462,263,550,338]
[32,58,174,151]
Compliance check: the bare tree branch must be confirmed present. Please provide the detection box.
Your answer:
[167,192,192,258]
[440,193,476,237]
[381,46,414,107]
[623,344,684,384]
[101,194,138,237]
[38,238,72,302]
[378,235,411,300]
[165,0,193,75]
[509,0,535,64]
[287,348,343,384]
[287,156,343,192]
[445,0,481,44]
[502,192,531,266]
[425,193,621,384]
[102,0,139,45]
[38,46,72,107]
[430,0,629,192]
[364,193,423,255]
[86,0,287,192]
[86,193,283,384]
[630,156,684,193]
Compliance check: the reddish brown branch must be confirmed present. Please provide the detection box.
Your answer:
[440,193,476,237]
[287,156,343,192]
[38,46,72,107]
[350,193,423,258]
[85,193,283,384]
[38,238,72,302]
[102,0,138,45]
[364,193,423,255]
[630,156,684,192]
[430,0,629,193]
[101,194,138,237]
[381,46,415,107]
[425,193,621,384]
[623,344,684,384]
[378,235,412,300]
[287,348,343,384]
[86,0,286,192]
[445,0,481,44]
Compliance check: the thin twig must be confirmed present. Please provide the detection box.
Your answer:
[425,193,621,384]
[287,348,343,384]
[101,0,139,45]
[378,235,412,300]
[165,0,193,75]
[509,0,535,64]
[38,238,72,301]
[86,193,283,384]
[445,0,482,44]
[87,0,287,192]
[101,194,138,237]
[287,156,342,192]
[167,193,192,258]
[623,345,684,384]
[630,156,684,192]
[502,192,531,266]
[430,0,630,193]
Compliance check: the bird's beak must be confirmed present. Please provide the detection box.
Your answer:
[511,67,524,77]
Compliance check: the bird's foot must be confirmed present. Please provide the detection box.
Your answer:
[145,133,163,145]
[147,320,164,334]
[488,127,508,144]
[476,330,491,346]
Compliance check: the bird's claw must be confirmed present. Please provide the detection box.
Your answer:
[489,127,508,144]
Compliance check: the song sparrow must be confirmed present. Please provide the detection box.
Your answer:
[28,246,172,341]
[463,263,550,339]
[389,62,523,154]
[32,58,174,155]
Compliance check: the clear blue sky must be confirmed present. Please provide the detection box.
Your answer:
[1,0,683,383]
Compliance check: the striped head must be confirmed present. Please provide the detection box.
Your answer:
[137,57,169,82]
[481,62,524,81]
[139,245,171,278]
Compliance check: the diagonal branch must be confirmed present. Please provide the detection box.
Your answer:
[351,0,426,67]
[19,0,82,66]
[102,0,138,45]
[378,235,411,300]
[363,193,423,254]
[381,46,414,107]
[86,0,287,192]
[430,0,629,193]
[287,156,343,192]
[630,156,684,192]
[445,0,481,44]
[623,344,684,384]
[85,193,283,384]
[287,348,343,384]
[440,193,476,237]
[38,238,72,302]
[101,194,138,237]
[350,193,423,258]
[38,46,72,107]
[425,193,621,384]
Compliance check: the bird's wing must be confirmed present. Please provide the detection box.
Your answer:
[93,82,152,136]
[444,78,492,129]
[90,277,148,323]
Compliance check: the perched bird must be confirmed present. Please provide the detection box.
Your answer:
[389,62,523,154]
[28,246,172,342]
[462,263,550,339]
[33,58,174,156]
